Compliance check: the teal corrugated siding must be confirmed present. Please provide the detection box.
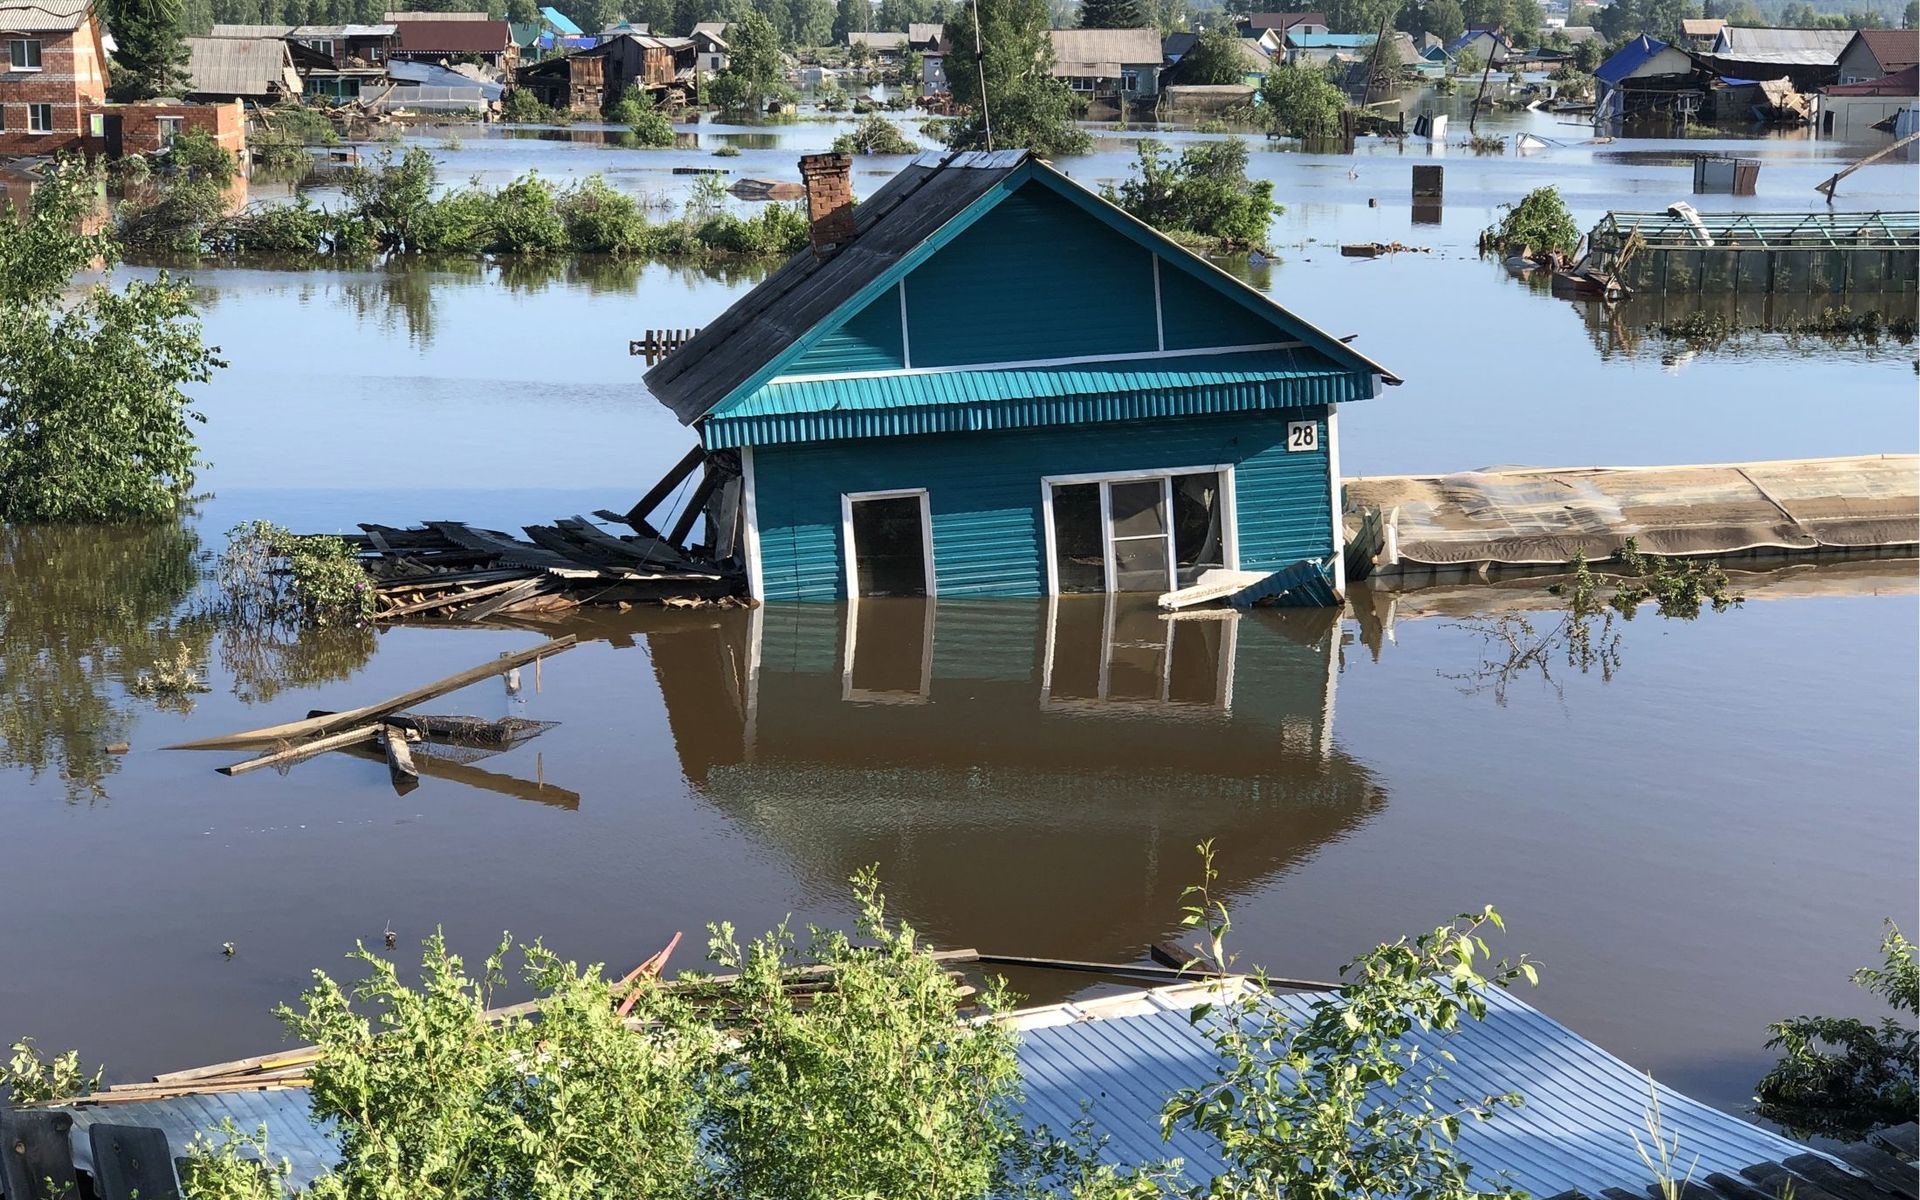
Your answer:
[785,293,906,376]
[705,354,1368,449]
[751,409,1333,601]
[1158,262,1288,350]
[903,187,1158,367]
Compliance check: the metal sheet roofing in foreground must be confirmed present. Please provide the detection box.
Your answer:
[1012,982,1823,1196]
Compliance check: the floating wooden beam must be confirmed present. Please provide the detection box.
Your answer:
[218,723,384,776]
[170,637,577,751]
[623,446,705,530]
[382,726,418,794]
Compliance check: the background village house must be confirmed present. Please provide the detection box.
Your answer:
[1045,27,1163,109]
[0,0,105,155]
[388,16,516,69]
[642,150,1397,605]
[182,35,301,104]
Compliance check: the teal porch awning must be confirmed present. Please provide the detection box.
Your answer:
[698,350,1376,449]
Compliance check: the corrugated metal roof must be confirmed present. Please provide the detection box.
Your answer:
[1711,25,1852,65]
[646,151,1398,433]
[1594,34,1682,84]
[539,4,581,34]
[1826,62,1919,94]
[61,1089,337,1191]
[1244,12,1326,30]
[908,21,942,44]
[1682,17,1726,36]
[1013,983,1827,1195]
[1047,26,1164,65]
[1286,31,1376,49]
[184,35,299,96]
[848,30,908,48]
[0,0,89,33]
[701,352,1370,448]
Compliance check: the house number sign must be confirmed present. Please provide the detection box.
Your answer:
[1286,420,1319,452]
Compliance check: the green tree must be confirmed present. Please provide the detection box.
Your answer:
[0,161,222,524]
[507,0,538,24]
[1177,23,1253,82]
[1257,60,1346,137]
[833,0,868,38]
[1080,0,1146,27]
[103,0,194,99]
[943,0,1093,155]
[1324,0,1400,32]
[789,0,835,45]
[1906,0,1917,28]
[1422,0,1465,41]
[1107,138,1278,250]
[708,9,783,112]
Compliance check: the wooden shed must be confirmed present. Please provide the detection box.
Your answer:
[643,150,1399,604]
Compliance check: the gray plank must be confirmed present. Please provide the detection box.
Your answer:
[1836,1144,1920,1200]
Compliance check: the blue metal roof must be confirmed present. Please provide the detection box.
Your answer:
[700,351,1374,449]
[1013,984,1824,1195]
[1595,34,1677,84]
[539,5,583,34]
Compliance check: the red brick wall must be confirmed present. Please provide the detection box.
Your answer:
[83,99,245,157]
[0,20,107,155]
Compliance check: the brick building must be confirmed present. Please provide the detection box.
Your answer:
[81,97,244,157]
[0,0,108,156]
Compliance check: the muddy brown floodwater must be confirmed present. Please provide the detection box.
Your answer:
[3,107,1917,1131]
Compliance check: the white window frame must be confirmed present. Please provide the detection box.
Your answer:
[840,487,936,600]
[1038,464,1238,597]
[9,38,41,71]
[26,102,52,134]
[155,115,182,146]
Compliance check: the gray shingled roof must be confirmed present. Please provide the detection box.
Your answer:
[0,0,90,33]
[1712,25,1853,65]
[645,149,1028,425]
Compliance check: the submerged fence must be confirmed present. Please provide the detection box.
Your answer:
[1585,210,1920,294]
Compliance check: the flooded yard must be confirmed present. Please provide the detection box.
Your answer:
[3,105,1916,1128]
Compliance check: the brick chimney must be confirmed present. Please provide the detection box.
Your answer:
[799,152,855,260]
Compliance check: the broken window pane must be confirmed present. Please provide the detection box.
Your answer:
[1171,472,1224,586]
[1051,483,1105,593]
[849,495,928,597]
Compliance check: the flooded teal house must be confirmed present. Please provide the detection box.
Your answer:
[644,150,1399,603]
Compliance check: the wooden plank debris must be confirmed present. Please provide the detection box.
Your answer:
[1874,1126,1920,1161]
[382,726,418,794]
[171,637,576,751]
[218,723,384,776]
[1836,1144,1920,1200]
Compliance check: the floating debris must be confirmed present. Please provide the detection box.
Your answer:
[1340,241,1432,258]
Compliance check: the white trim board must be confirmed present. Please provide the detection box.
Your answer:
[740,444,764,603]
[771,341,1308,386]
[840,487,937,600]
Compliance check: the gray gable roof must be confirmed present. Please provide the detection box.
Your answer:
[645,150,1027,425]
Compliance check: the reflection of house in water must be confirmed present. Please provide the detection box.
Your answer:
[645,599,1384,967]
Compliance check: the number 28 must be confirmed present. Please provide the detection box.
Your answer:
[1286,420,1319,452]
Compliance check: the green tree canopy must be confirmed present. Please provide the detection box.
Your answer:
[103,0,194,99]
[943,0,1093,155]
[1107,138,1278,250]
[1420,0,1466,41]
[0,161,223,524]
[709,9,784,112]
[1080,0,1146,27]
[1257,60,1346,138]
[1176,23,1254,82]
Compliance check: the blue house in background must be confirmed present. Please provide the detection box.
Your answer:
[644,150,1399,604]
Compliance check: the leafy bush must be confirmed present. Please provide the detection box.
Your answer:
[610,86,675,146]
[1758,922,1917,1135]
[1108,138,1278,251]
[1164,843,1537,1200]
[168,127,237,184]
[341,146,438,251]
[704,868,1025,1197]
[501,87,571,124]
[2,1037,101,1104]
[250,105,339,167]
[117,175,230,252]
[1484,185,1579,257]
[279,933,716,1199]
[218,521,375,629]
[1258,62,1347,139]
[178,1121,295,1200]
[556,175,648,252]
[0,160,222,523]
[831,113,918,154]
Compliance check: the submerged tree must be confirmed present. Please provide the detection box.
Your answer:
[708,10,786,113]
[943,0,1092,156]
[0,159,223,522]
[1758,923,1918,1138]
[1258,61,1348,139]
[1107,138,1278,251]
[1175,24,1254,85]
